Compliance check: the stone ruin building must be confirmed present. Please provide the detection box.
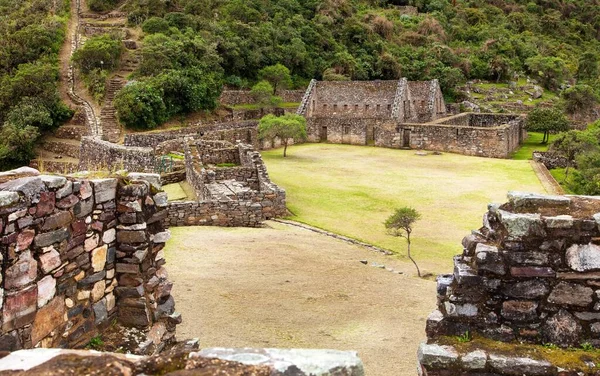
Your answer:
[298,79,526,158]
[420,192,600,375]
[0,167,362,375]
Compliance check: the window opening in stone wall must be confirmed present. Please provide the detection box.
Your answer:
[395,126,401,133]
[344,104,348,110]
[323,104,327,109]
[355,104,359,111]
[344,126,350,135]
[333,104,338,110]
[365,104,369,111]
[376,104,380,111]
[387,104,391,111]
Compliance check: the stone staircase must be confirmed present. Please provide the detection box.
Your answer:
[100,76,126,143]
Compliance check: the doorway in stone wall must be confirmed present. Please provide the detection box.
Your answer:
[366,125,375,146]
[402,129,411,148]
[342,125,351,144]
[320,126,328,142]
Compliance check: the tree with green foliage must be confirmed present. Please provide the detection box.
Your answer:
[72,34,122,74]
[525,56,569,91]
[259,64,292,94]
[526,107,570,144]
[88,0,118,12]
[258,114,306,157]
[251,81,274,105]
[577,52,600,82]
[562,85,599,114]
[384,207,422,278]
[114,81,167,129]
[551,130,597,181]
[0,122,40,171]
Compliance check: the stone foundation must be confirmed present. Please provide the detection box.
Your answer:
[419,192,600,375]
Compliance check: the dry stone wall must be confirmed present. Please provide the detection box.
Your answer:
[419,192,600,375]
[219,90,305,106]
[0,169,177,352]
[79,137,156,173]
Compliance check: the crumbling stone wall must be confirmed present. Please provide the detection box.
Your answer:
[79,137,156,173]
[0,169,177,352]
[167,139,286,227]
[419,192,600,375]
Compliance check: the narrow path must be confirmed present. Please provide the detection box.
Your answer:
[530,160,565,195]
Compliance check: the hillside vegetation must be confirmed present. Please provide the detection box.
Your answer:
[0,0,72,169]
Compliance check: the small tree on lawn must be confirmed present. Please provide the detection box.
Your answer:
[525,106,570,144]
[258,114,307,157]
[259,64,292,94]
[385,207,422,277]
[551,130,597,181]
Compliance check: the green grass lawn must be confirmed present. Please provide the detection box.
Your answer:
[262,144,546,274]
[549,168,575,194]
[512,132,557,160]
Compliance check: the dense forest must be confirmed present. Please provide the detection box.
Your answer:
[1,0,600,167]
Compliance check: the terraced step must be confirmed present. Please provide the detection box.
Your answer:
[42,137,81,159]
[32,149,80,174]
[54,125,89,141]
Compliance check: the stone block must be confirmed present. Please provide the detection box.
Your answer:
[91,280,106,303]
[39,175,66,189]
[102,228,116,244]
[119,305,150,327]
[152,230,170,244]
[34,228,69,248]
[35,192,55,218]
[475,243,505,275]
[501,301,539,322]
[543,310,581,348]
[5,250,37,290]
[37,275,56,308]
[56,195,79,210]
[505,251,548,266]
[56,181,73,199]
[91,179,117,203]
[0,177,44,203]
[545,215,573,229]
[16,229,35,251]
[508,191,570,209]
[78,271,105,286]
[3,286,37,331]
[461,350,487,370]
[93,299,108,324]
[566,243,600,272]
[503,280,549,299]
[127,173,161,190]
[117,230,147,244]
[41,212,72,231]
[116,263,139,274]
[488,354,555,375]
[548,282,593,307]
[510,267,555,278]
[443,302,477,317]
[417,343,459,369]
[39,249,61,274]
[498,210,545,241]
[154,193,168,208]
[31,296,65,345]
[84,234,99,252]
[73,198,93,218]
[0,192,20,208]
[79,181,92,200]
[91,245,107,272]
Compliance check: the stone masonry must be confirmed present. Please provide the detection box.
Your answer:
[419,192,600,375]
[0,168,177,352]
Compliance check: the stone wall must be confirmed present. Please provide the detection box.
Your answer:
[533,151,570,170]
[419,192,600,375]
[306,117,394,145]
[0,170,177,352]
[434,113,521,128]
[123,121,259,150]
[219,90,305,106]
[79,137,156,173]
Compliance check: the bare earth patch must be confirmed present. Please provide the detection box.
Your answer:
[165,222,436,376]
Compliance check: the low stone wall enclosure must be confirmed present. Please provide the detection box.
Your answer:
[0,168,176,352]
[419,192,600,375]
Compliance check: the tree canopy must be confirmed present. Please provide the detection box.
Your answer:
[258,114,307,157]
[525,107,570,144]
[385,207,422,277]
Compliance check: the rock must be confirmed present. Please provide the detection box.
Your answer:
[5,250,37,290]
[91,179,117,204]
[127,173,161,190]
[56,194,79,210]
[78,271,106,286]
[444,302,478,317]
[548,282,593,307]
[91,245,107,272]
[545,215,573,229]
[39,175,66,189]
[3,286,37,331]
[0,167,39,184]
[0,177,45,203]
[0,192,20,208]
[359,260,368,265]
[566,243,600,272]
[488,354,555,375]
[543,310,581,347]
[195,348,365,376]
[501,301,539,322]
[41,211,72,231]
[504,251,548,266]
[436,274,454,296]
[532,85,543,99]
[498,210,545,240]
[37,276,56,308]
[56,181,73,199]
[73,198,93,218]
[462,350,487,370]
[507,191,570,209]
[503,280,549,299]
[417,343,459,368]
[35,192,55,218]
[39,248,61,274]
[34,228,69,248]
[591,322,600,334]
[153,193,168,208]
[85,234,99,252]
[510,267,555,278]
[454,257,480,285]
[117,230,147,244]
[91,280,106,303]
[116,263,139,274]
[475,243,505,275]
[93,299,108,324]
[106,293,115,312]
[102,228,116,244]
[79,181,93,200]
[31,296,65,345]
[574,312,600,321]
[16,229,35,251]
[152,230,170,243]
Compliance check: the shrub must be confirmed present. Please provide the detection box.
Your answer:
[114,81,167,129]
[251,81,274,105]
[526,107,570,143]
[72,34,122,74]
[88,0,119,12]
[562,84,599,114]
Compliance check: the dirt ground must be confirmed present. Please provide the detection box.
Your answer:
[165,222,436,376]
